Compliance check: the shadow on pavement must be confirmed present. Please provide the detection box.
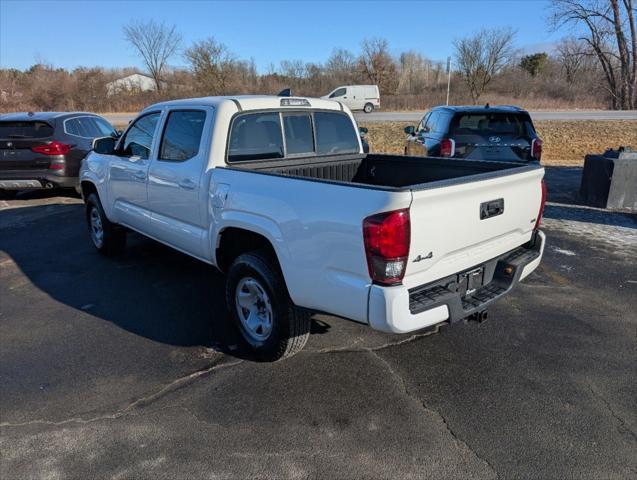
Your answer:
[0,188,80,201]
[0,202,329,362]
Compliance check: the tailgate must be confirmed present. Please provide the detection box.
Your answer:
[405,167,544,286]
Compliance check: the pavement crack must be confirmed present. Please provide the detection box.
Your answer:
[587,383,637,443]
[0,359,243,429]
[311,325,441,355]
[369,350,499,479]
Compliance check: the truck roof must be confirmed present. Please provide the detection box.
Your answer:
[145,95,344,113]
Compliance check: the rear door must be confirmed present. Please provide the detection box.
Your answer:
[147,108,212,258]
[0,120,55,173]
[449,112,535,161]
[365,86,380,107]
[405,167,544,285]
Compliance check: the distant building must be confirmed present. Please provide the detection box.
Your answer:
[106,73,164,96]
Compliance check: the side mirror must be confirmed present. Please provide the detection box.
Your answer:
[93,136,116,155]
[359,127,368,136]
[404,126,415,135]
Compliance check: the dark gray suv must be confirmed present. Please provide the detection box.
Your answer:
[0,112,116,196]
[404,105,543,163]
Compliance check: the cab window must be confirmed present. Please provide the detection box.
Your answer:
[227,112,284,162]
[329,88,346,98]
[120,112,161,159]
[159,110,206,161]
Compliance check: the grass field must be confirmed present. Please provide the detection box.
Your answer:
[359,120,637,166]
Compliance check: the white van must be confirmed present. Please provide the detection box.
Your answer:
[322,85,380,113]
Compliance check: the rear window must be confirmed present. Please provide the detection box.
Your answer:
[314,112,359,155]
[283,113,314,155]
[228,112,284,162]
[449,113,530,137]
[0,121,54,139]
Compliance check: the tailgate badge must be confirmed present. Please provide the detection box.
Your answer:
[489,136,501,143]
[413,252,433,262]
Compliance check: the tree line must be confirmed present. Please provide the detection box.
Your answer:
[1,0,634,112]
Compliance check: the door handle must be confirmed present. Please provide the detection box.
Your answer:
[179,178,197,190]
[133,170,146,181]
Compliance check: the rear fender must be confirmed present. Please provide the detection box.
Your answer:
[210,212,292,286]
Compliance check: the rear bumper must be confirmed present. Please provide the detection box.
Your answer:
[0,171,78,189]
[367,230,545,333]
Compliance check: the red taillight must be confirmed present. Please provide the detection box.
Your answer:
[535,179,547,230]
[531,138,542,160]
[440,138,455,157]
[363,209,410,285]
[32,141,71,156]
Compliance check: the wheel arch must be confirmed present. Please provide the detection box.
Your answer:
[215,226,283,275]
[80,180,98,201]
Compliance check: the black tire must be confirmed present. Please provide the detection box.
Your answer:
[85,193,126,255]
[226,250,311,361]
[363,103,374,113]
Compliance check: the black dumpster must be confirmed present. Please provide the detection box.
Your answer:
[579,147,637,211]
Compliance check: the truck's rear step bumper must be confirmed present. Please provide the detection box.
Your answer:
[409,232,543,320]
[367,231,545,334]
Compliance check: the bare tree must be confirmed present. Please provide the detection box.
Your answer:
[555,37,589,83]
[123,20,182,92]
[453,28,516,103]
[325,48,356,85]
[184,37,236,95]
[358,38,398,95]
[550,0,636,109]
[398,51,434,94]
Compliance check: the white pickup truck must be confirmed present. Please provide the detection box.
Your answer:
[80,95,546,360]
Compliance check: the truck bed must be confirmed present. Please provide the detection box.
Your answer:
[232,154,539,191]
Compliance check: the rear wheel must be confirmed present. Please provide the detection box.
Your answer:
[86,193,126,255]
[363,103,374,114]
[226,251,311,361]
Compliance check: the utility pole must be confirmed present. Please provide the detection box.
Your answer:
[446,56,451,106]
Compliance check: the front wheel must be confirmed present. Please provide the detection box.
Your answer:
[363,103,374,113]
[86,193,126,255]
[226,251,311,361]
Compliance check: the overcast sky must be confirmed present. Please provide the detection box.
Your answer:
[1,0,567,72]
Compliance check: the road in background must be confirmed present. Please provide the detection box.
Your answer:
[103,110,637,126]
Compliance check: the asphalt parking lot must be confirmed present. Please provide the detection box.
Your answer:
[1,169,636,479]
